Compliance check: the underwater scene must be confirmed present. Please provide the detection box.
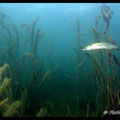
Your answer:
[0,3,120,117]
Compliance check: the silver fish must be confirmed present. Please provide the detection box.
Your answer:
[82,42,118,51]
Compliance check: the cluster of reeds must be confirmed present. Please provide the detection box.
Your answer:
[72,3,120,117]
[0,7,54,117]
[84,4,120,117]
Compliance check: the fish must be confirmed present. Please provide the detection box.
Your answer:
[82,42,119,51]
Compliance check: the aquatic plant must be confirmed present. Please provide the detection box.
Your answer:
[0,64,12,116]
[31,17,40,54]
[60,103,72,117]
[85,53,105,85]
[19,52,35,82]
[36,107,47,117]
[3,100,21,117]
[0,77,11,97]
[95,16,102,30]
[3,41,16,57]
[0,63,12,83]
[4,25,13,45]
[0,11,6,49]
[0,49,4,67]
[46,101,55,116]
[92,27,102,42]
[34,29,41,57]
[34,29,45,57]
[74,18,87,117]
[112,55,120,66]
[0,98,9,107]
[20,87,27,116]
[39,69,52,87]
[101,4,113,35]
[13,25,19,57]
[22,23,31,52]
[6,86,12,104]
[23,52,35,60]
[86,104,89,117]
[85,52,107,116]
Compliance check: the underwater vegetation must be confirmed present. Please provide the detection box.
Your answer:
[0,3,120,117]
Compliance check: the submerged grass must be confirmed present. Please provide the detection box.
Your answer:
[46,101,55,115]
[21,87,27,116]
[60,103,72,117]
[3,41,16,57]
[85,53,106,83]
[0,77,11,97]
[3,100,21,117]
[36,107,47,117]
[0,98,9,107]
[31,17,40,54]
[92,27,102,42]
[39,69,52,87]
